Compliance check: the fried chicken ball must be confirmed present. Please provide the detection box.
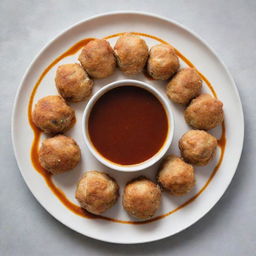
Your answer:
[157,155,195,196]
[147,44,180,80]
[184,94,224,130]
[32,95,75,134]
[114,33,148,75]
[166,68,202,104]
[39,135,81,174]
[123,177,161,220]
[75,171,119,215]
[55,63,93,102]
[179,130,217,166]
[78,39,116,79]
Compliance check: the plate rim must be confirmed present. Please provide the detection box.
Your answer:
[11,11,244,244]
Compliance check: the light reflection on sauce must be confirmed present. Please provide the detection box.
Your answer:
[28,33,226,224]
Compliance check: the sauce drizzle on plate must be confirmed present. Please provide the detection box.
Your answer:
[28,33,226,224]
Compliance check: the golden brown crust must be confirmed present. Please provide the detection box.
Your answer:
[39,135,81,174]
[147,44,179,80]
[184,94,224,130]
[166,68,202,104]
[114,33,148,75]
[179,130,217,166]
[32,95,75,134]
[55,63,93,102]
[78,39,116,79]
[157,155,195,196]
[122,177,161,220]
[75,171,119,215]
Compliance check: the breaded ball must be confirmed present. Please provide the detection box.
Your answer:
[78,39,116,79]
[147,44,180,80]
[32,95,75,134]
[123,177,161,220]
[157,155,195,196]
[184,94,224,130]
[75,171,119,215]
[39,135,81,174]
[55,63,93,102]
[166,68,202,104]
[114,33,148,75]
[179,130,217,166]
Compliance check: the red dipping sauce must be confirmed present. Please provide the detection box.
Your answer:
[88,86,168,165]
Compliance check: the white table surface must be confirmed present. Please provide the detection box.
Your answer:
[1,0,255,255]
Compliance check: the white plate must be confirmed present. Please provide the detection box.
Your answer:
[12,12,244,244]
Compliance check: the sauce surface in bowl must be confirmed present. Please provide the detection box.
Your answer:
[88,86,168,165]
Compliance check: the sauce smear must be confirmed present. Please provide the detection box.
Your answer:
[88,86,168,165]
[28,33,226,224]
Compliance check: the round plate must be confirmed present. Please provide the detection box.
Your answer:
[12,12,244,244]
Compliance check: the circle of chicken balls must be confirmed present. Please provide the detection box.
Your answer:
[32,33,225,219]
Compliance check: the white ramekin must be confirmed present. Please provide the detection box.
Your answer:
[82,79,174,172]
